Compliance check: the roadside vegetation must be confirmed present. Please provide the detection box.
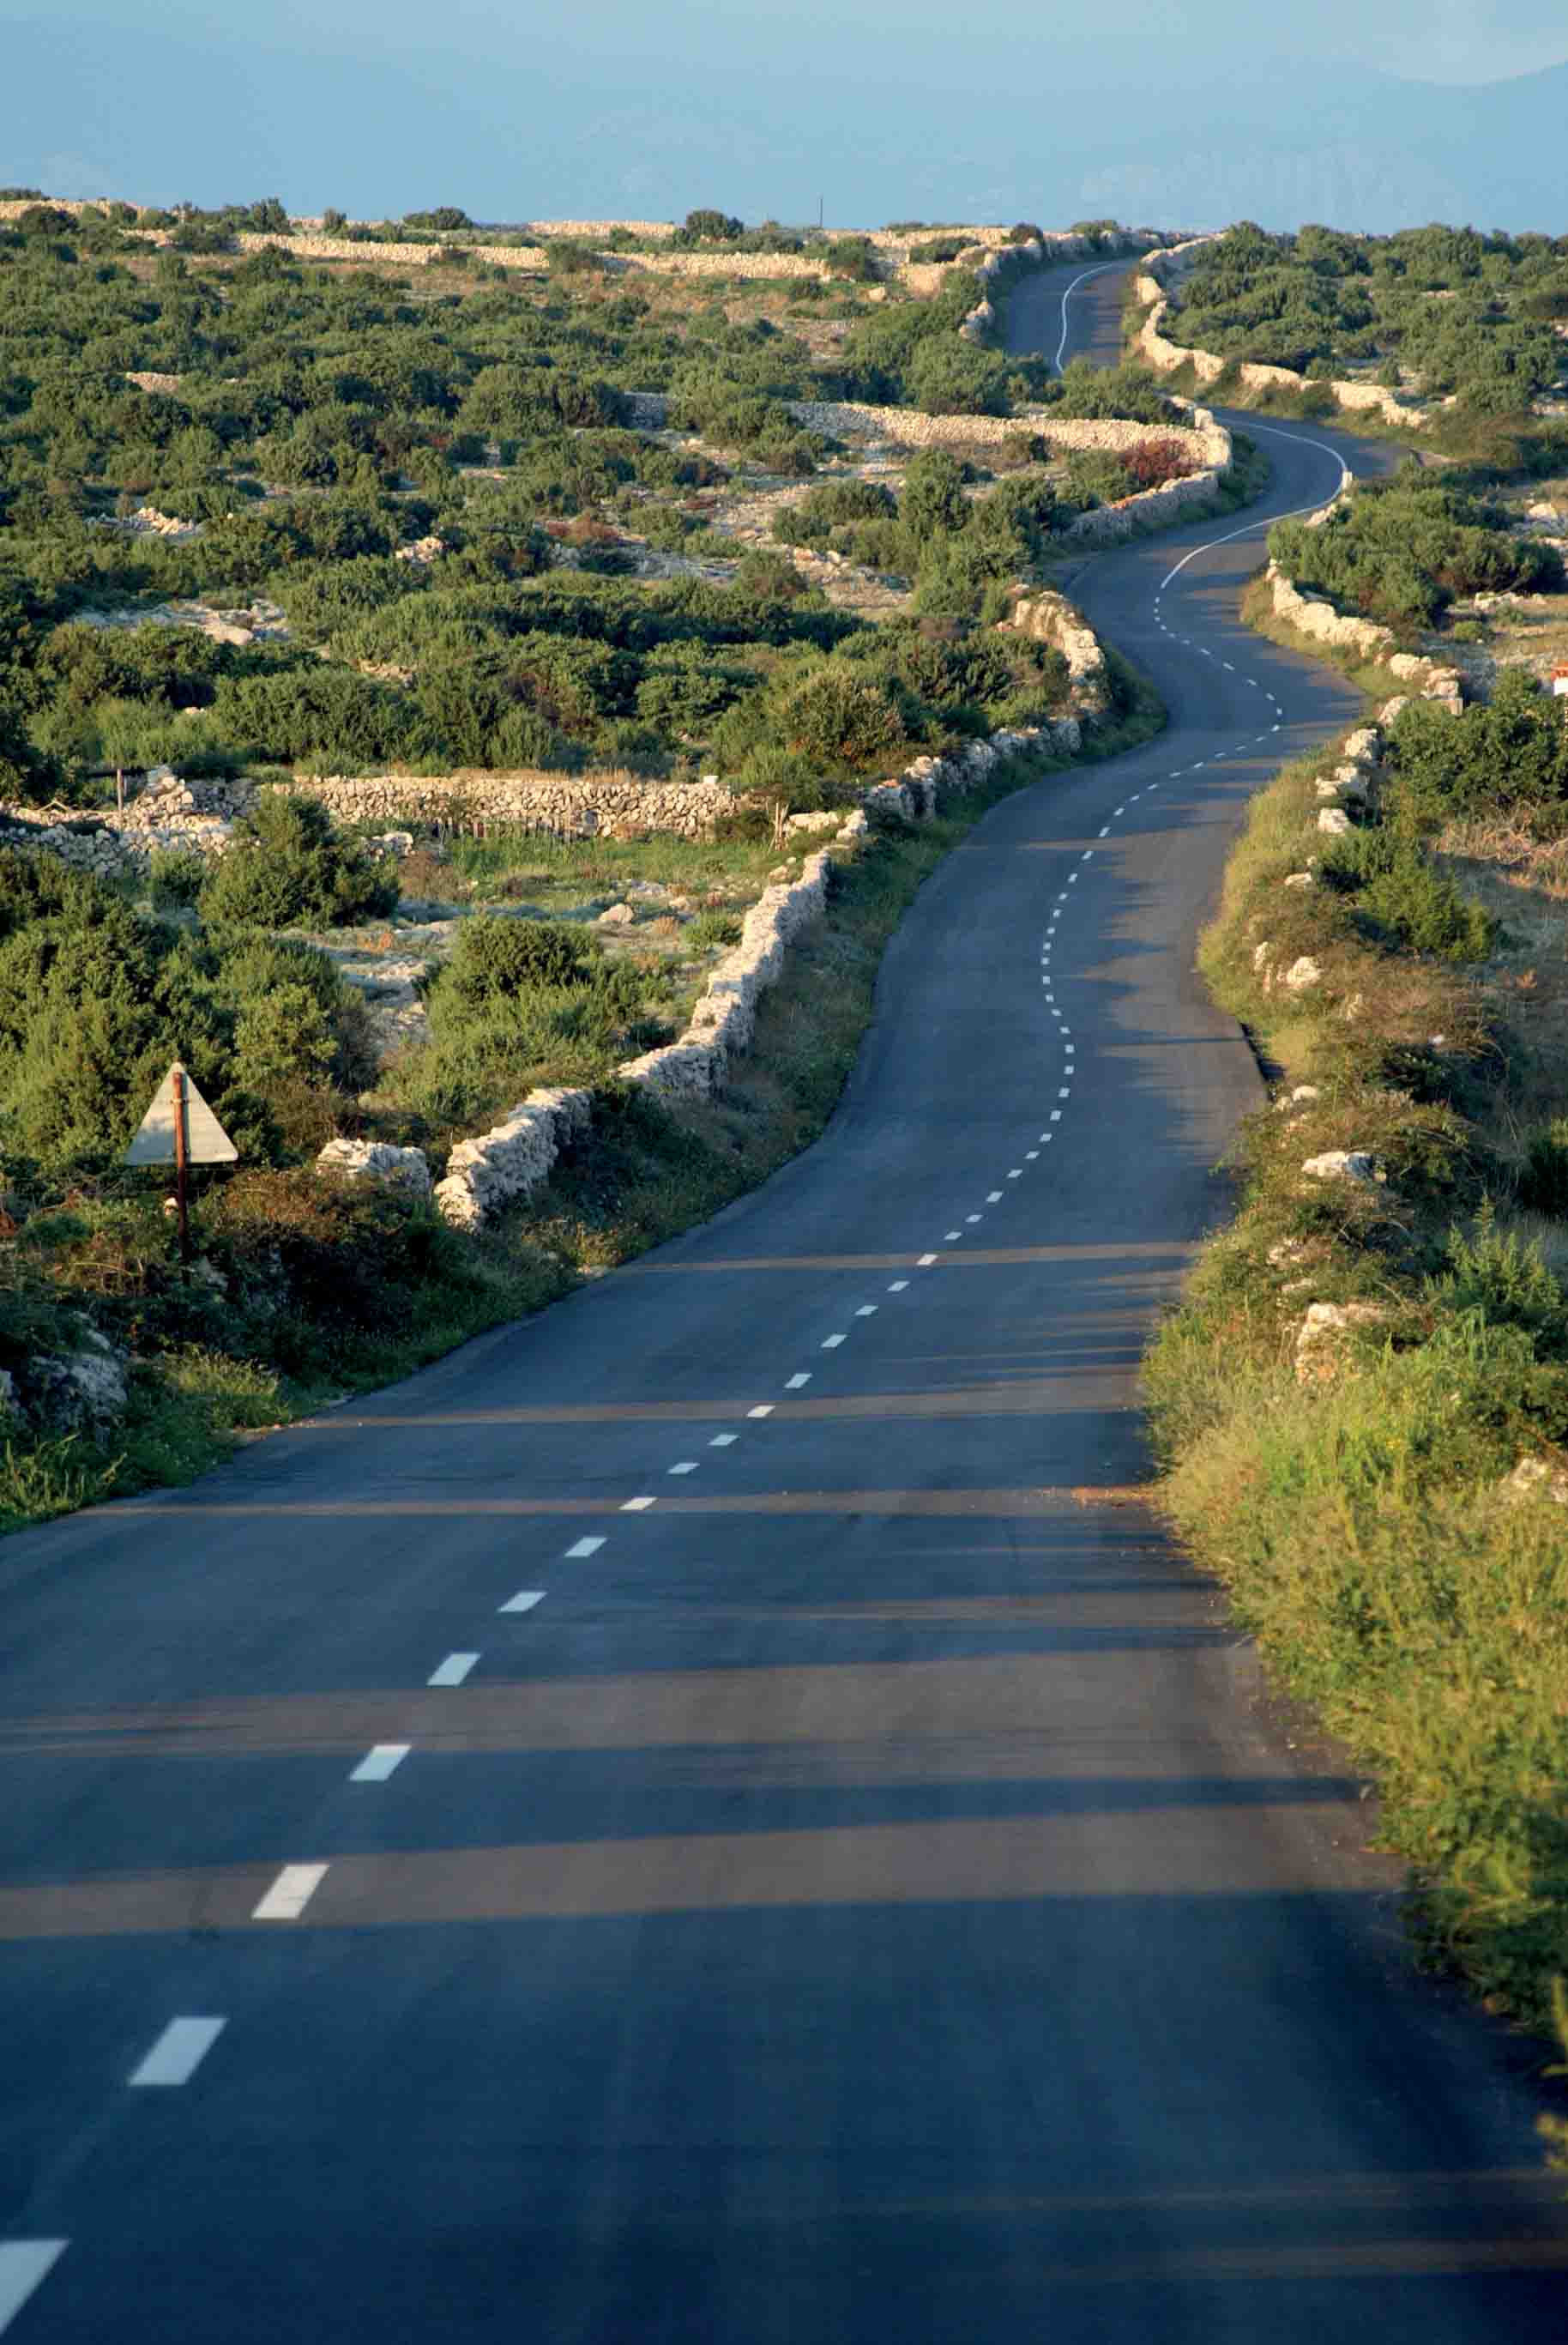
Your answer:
[1150,355,1568,2133]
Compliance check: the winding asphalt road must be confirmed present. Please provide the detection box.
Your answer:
[1,262,1565,2342]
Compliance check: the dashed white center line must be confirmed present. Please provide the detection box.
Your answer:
[1026,1151,1039,1159]
[1058,1086,1071,1098]
[621,1495,656,1512]
[0,2243,67,2334]
[986,1190,1003,1203]
[1064,1044,1075,1056]
[888,1279,909,1291]
[564,1536,605,1559]
[1050,1109,1063,1121]
[253,1863,329,1922]
[822,1333,846,1349]
[667,1460,698,1475]
[855,1304,878,1317]
[1097,826,1110,838]
[710,1432,738,1447]
[965,1214,982,1224]
[944,1229,962,1241]
[350,1742,411,1779]
[918,1253,938,1266]
[1007,1169,1022,1179]
[748,1404,775,1418]
[785,1372,811,1389]
[1113,805,1125,816]
[129,2016,226,2088]
[498,1588,546,1612]
[1068,873,1078,884]
[428,1653,479,1687]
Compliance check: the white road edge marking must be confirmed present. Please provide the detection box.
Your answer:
[253,1863,329,1922]
[428,1653,479,1687]
[888,1280,909,1291]
[129,2016,226,2088]
[855,1304,877,1316]
[0,2243,67,2334]
[350,1742,412,1778]
[498,1589,546,1612]
[564,1537,605,1559]
[1053,257,1124,372]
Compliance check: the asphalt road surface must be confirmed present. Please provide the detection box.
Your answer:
[2,263,1565,2343]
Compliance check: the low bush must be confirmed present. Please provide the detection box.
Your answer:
[198,794,398,929]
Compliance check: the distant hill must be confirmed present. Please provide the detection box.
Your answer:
[9,16,1567,233]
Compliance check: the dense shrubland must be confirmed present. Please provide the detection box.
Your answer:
[1174,221,1568,413]
[1269,469,1564,632]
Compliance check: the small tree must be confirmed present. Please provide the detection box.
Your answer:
[684,209,744,243]
[199,795,399,929]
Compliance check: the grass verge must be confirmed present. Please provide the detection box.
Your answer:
[1142,719,1568,2167]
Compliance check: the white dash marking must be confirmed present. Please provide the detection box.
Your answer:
[621,1495,656,1512]
[1026,1150,1039,1160]
[918,1253,938,1266]
[966,1214,982,1224]
[785,1373,811,1389]
[822,1333,846,1349]
[1097,826,1110,838]
[855,1304,877,1317]
[0,2244,67,2334]
[986,1190,1003,1203]
[667,1460,698,1475]
[1068,872,1078,883]
[1058,1086,1071,1098]
[1050,1109,1063,1121]
[350,1742,411,1778]
[1007,1169,1022,1180]
[1081,849,1094,861]
[710,1432,739,1447]
[747,1404,775,1418]
[129,2016,226,2088]
[428,1653,479,1687]
[253,1863,329,1922]
[564,1536,605,1559]
[944,1230,962,1241]
[498,1588,546,1611]
[1064,1044,1075,1056]
[1113,806,1125,817]
[888,1279,909,1291]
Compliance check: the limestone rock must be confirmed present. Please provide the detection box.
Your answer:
[1301,1150,1380,1186]
[1507,1455,1568,1507]
[596,902,636,927]
[316,1138,432,1199]
[1295,1299,1392,1382]
[1282,956,1324,993]
[25,1326,128,1435]
[1283,872,1315,889]
[1317,808,1352,837]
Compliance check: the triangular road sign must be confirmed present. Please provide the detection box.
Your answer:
[124,1062,238,1167]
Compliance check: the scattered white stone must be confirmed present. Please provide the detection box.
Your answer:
[597,902,636,926]
[1282,956,1324,993]
[1282,871,1315,889]
[1317,808,1353,836]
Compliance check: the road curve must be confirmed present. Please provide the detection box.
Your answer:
[0,266,1565,2342]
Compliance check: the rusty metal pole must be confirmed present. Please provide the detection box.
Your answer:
[172,1063,190,1266]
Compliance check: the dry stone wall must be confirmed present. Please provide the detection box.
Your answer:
[428,712,1083,1230]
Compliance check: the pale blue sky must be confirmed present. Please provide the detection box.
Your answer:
[9,3,1568,230]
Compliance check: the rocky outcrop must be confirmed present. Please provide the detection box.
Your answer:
[1294,1299,1392,1381]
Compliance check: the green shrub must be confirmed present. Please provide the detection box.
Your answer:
[769,662,908,767]
[437,915,598,1011]
[1517,1119,1568,1219]
[148,849,207,910]
[199,795,398,928]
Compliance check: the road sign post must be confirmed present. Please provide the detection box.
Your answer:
[124,1062,238,1266]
